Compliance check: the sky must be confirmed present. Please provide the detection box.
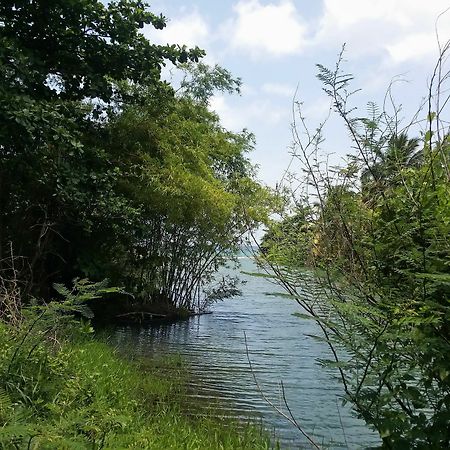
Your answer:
[143,0,450,186]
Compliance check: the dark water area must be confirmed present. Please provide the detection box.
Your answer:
[110,257,380,449]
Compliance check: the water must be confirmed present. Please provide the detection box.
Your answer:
[111,257,380,449]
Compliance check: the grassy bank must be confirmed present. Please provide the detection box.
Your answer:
[0,315,270,449]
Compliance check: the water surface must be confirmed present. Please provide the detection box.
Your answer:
[111,257,379,449]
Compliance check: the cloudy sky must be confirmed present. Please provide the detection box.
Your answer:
[145,0,450,186]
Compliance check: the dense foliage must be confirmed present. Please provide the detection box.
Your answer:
[0,0,269,312]
[88,90,267,310]
[260,50,450,448]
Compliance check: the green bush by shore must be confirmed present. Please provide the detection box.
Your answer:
[0,317,270,449]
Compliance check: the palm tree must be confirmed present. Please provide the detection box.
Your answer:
[361,132,421,200]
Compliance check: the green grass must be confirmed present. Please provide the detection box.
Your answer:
[0,320,271,449]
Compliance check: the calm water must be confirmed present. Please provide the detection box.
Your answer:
[111,257,380,449]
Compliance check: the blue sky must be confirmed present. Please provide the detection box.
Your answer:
[144,0,450,186]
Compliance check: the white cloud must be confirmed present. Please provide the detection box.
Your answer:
[301,97,333,121]
[226,0,307,58]
[386,33,439,64]
[209,96,234,130]
[262,82,296,97]
[209,95,288,131]
[315,0,450,64]
[147,11,209,48]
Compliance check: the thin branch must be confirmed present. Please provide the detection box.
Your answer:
[244,331,321,449]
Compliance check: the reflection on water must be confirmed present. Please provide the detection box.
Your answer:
[110,258,379,449]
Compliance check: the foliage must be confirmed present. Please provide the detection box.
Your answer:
[0,0,203,103]
[260,47,450,448]
[0,0,197,297]
[260,206,315,270]
[71,88,272,311]
[0,0,270,312]
[178,61,242,104]
[0,280,271,449]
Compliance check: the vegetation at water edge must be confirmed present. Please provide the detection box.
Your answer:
[0,282,271,449]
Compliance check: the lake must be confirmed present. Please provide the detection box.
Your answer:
[111,257,380,449]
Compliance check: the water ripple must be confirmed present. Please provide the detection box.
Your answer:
[111,258,380,449]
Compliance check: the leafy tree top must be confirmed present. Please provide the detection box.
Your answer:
[0,0,204,102]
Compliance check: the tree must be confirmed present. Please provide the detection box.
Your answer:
[260,206,314,269]
[1,0,272,313]
[361,132,422,201]
[178,61,242,105]
[82,88,271,311]
[0,0,203,298]
[0,0,203,103]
